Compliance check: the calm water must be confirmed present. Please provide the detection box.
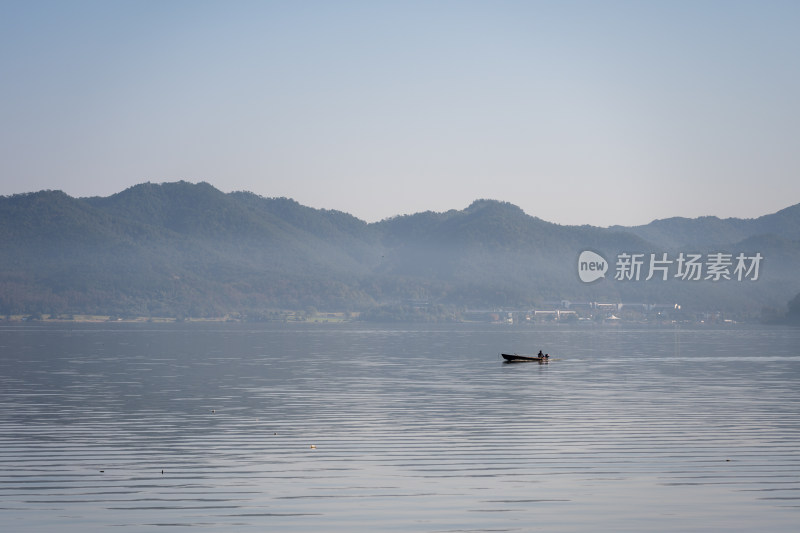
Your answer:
[1,322,799,532]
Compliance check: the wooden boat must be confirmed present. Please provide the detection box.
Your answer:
[501,353,549,363]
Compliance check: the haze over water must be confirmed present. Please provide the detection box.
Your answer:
[1,322,799,531]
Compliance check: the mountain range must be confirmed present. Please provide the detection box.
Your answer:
[1,181,798,321]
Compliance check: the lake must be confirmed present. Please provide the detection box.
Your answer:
[1,322,799,532]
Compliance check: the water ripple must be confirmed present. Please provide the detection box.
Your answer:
[1,323,799,531]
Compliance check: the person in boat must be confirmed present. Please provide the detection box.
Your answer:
[538,350,544,357]
[544,353,549,359]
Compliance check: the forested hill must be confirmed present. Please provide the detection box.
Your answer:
[609,203,800,249]
[1,181,798,320]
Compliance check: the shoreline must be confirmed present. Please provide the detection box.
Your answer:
[1,313,354,324]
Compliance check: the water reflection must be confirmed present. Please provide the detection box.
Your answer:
[1,323,799,531]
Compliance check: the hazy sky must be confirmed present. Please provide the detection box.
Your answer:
[2,1,799,226]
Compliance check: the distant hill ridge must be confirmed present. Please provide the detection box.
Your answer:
[610,203,800,249]
[1,181,798,319]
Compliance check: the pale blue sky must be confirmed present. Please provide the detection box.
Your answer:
[2,0,798,226]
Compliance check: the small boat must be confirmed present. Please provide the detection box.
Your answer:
[501,353,549,363]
